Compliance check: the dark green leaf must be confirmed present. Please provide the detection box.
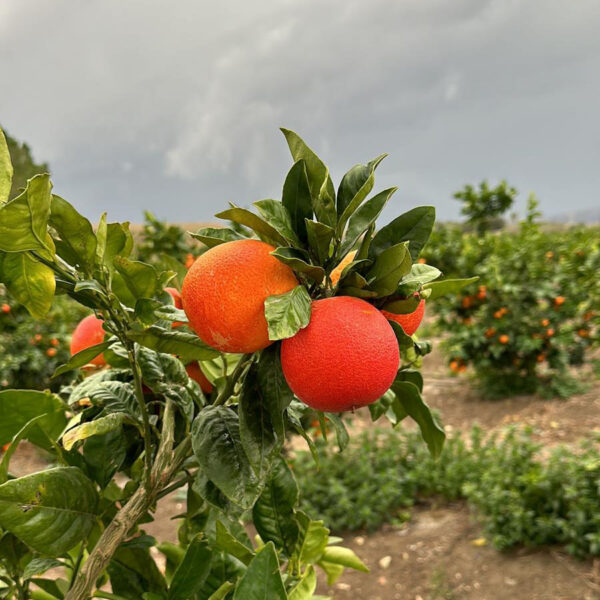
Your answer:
[0,174,52,253]
[53,340,113,377]
[264,286,312,341]
[83,428,128,488]
[369,206,435,261]
[282,160,313,243]
[127,326,220,360]
[49,195,96,272]
[305,220,333,265]
[215,520,254,565]
[280,129,336,228]
[339,187,396,256]
[108,546,167,598]
[23,557,64,580]
[0,467,98,556]
[252,457,299,556]
[367,241,411,297]
[270,247,324,283]
[168,534,212,600]
[423,276,479,300]
[336,154,386,232]
[387,320,415,349]
[192,406,259,508]
[189,227,245,248]
[0,252,55,319]
[232,542,287,600]
[395,369,424,393]
[0,390,66,449]
[324,413,349,451]
[254,199,300,246]
[215,206,287,247]
[114,257,167,300]
[392,381,445,457]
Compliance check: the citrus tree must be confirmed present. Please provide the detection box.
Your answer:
[0,127,472,600]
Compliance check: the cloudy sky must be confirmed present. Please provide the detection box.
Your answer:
[1,0,599,224]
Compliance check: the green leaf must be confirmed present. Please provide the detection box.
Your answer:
[400,263,442,286]
[264,286,312,341]
[339,187,396,256]
[369,206,435,261]
[295,512,329,565]
[53,340,114,377]
[168,534,212,600]
[83,428,128,488]
[208,582,235,600]
[324,413,349,452]
[305,220,333,265]
[395,369,424,393]
[252,457,299,556]
[0,467,98,556]
[387,320,415,349]
[103,222,132,269]
[233,542,287,600]
[282,160,313,243]
[392,381,445,457]
[367,241,412,297]
[49,195,96,272]
[317,560,344,586]
[270,247,324,283]
[108,546,167,598]
[127,326,220,360]
[336,154,387,234]
[113,257,166,300]
[192,406,259,508]
[320,546,369,572]
[423,276,479,300]
[62,413,126,451]
[215,520,255,565]
[239,364,278,481]
[0,252,55,319]
[215,206,287,247]
[280,129,336,228]
[23,557,64,580]
[0,390,66,449]
[189,226,245,248]
[0,128,13,204]
[257,345,294,440]
[254,199,300,246]
[288,565,317,600]
[0,174,52,253]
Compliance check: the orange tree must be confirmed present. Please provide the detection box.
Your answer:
[425,198,600,397]
[0,127,472,599]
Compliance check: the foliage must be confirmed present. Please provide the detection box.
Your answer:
[0,126,463,599]
[0,287,88,391]
[454,180,517,234]
[1,127,49,201]
[423,198,600,398]
[292,426,600,558]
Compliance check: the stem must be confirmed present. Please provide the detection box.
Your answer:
[213,354,253,406]
[65,400,187,600]
[68,541,87,592]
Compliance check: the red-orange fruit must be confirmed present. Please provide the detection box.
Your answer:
[182,240,298,353]
[381,299,426,337]
[70,315,106,366]
[281,296,400,412]
[165,287,183,309]
[185,361,213,395]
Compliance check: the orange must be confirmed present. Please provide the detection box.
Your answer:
[165,287,185,327]
[330,251,356,286]
[418,257,427,264]
[185,361,213,395]
[1,304,10,314]
[546,328,555,337]
[554,296,565,307]
[381,299,426,337]
[484,328,496,338]
[498,334,509,344]
[578,328,589,338]
[70,315,106,366]
[281,296,399,412]
[182,240,298,353]
[541,318,550,327]
[462,296,472,309]
[46,348,57,357]
[185,253,195,269]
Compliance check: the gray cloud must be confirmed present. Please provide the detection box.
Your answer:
[1,0,599,224]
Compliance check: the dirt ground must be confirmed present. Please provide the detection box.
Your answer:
[9,342,600,600]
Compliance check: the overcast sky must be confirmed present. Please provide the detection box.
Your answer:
[1,0,599,225]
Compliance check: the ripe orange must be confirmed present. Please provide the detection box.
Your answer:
[70,315,106,366]
[330,251,356,286]
[554,296,565,307]
[182,240,298,353]
[541,318,550,327]
[498,334,509,344]
[46,348,57,357]
[381,299,426,337]
[546,328,555,337]
[1,304,10,314]
[484,327,496,338]
[185,361,213,395]
[462,296,472,309]
[281,296,399,412]
[165,287,182,308]
[185,253,195,269]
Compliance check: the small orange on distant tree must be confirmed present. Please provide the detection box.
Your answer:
[499,334,509,344]
[554,296,565,307]
[1,304,10,314]
[46,348,57,357]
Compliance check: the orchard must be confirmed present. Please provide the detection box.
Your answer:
[0,127,475,599]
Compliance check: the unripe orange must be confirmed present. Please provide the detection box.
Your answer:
[381,299,426,337]
[281,297,399,412]
[330,251,356,286]
[182,240,298,353]
[70,315,106,366]
[185,361,213,395]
